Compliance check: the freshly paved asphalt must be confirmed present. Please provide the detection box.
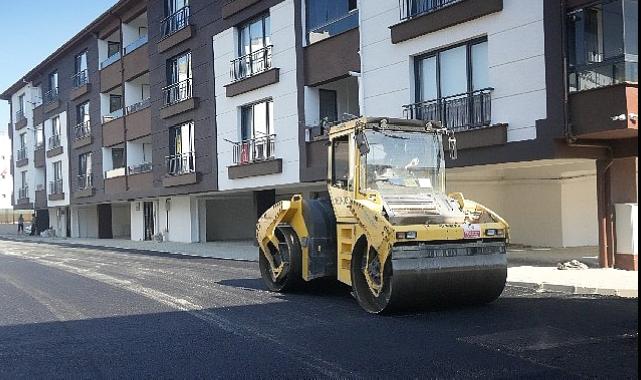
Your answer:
[0,240,637,379]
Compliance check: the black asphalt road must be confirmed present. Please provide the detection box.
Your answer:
[0,240,637,379]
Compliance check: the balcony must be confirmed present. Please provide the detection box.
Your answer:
[48,179,64,201]
[128,162,152,175]
[391,0,503,44]
[307,10,359,45]
[127,162,154,192]
[124,34,148,55]
[101,52,121,70]
[569,57,638,93]
[163,152,198,187]
[158,6,192,53]
[123,36,149,82]
[229,135,282,179]
[15,109,27,130]
[35,187,47,209]
[18,186,29,201]
[126,98,151,115]
[75,174,94,198]
[47,134,63,157]
[403,88,493,131]
[34,143,45,168]
[104,167,127,194]
[70,70,91,100]
[16,148,28,167]
[43,88,60,113]
[73,121,92,149]
[103,109,124,124]
[102,111,125,147]
[226,46,279,97]
[160,79,197,119]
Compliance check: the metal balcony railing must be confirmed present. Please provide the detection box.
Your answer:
[101,51,121,69]
[44,87,59,104]
[49,179,64,195]
[307,10,359,44]
[72,70,89,88]
[399,0,464,21]
[18,186,29,200]
[15,109,25,122]
[103,108,124,124]
[568,56,639,93]
[128,162,153,175]
[34,140,45,150]
[48,134,61,150]
[77,174,93,190]
[230,45,273,82]
[166,152,195,176]
[161,6,190,38]
[403,88,493,131]
[75,121,92,140]
[232,134,276,165]
[126,98,151,115]
[124,34,149,55]
[162,78,192,106]
[16,148,27,161]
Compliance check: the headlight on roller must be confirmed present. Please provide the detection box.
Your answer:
[485,229,505,237]
[396,231,418,240]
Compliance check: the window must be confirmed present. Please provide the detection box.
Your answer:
[34,125,44,149]
[165,52,192,104]
[306,0,358,44]
[19,133,26,150]
[21,171,27,187]
[319,89,338,122]
[51,116,61,136]
[166,0,189,15]
[163,0,190,37]
[74,51,88,87]
[49,71,59,91]
[18,133,27,160]
[107,42,121,58]
[232,14,272,81]
[331,136,350,189]
[241,100,274,141]
[17,94,25,116]
[52,161,63,195]
[409,38,492,130]
[77,102,90,124]
[168,121,195,174]
[112,148,125,169]
[109,95,123,113]
[79,152,92,176]
[567,0,638,91]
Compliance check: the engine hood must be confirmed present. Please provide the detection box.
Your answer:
[382,192,466,225]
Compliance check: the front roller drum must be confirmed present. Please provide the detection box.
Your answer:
[351,242,508,314]
[259,226,302,292]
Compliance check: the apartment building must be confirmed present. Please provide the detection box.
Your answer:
[2,0,637,269]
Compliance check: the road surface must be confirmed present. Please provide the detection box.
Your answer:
[0,240,637,379]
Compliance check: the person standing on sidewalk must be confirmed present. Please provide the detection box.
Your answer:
[17,214,24,234]
[29,213,38,236]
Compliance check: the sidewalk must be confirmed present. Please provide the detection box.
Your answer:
[0,227,637,298]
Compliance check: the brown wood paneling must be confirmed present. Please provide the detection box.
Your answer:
[228,159,282,179]
[446,124,508,151]
[33,104,44,126]
[15,158,29,168]
[70,83,91,101]
[105,176,127,194]
[46,146,64,158]
[74,188,95,199]
[102,117,125,147]
[162,172,198,187]
[16,198,32,208]
[157,25,193,54]
[226,68,280,97]
[390,0,503,44]
[72,135,93,149]
[304,28,360,86]
[35,190,47,209]
[128,172,154,191]
[100,61,123,93]
[48,192,65,201]
[222,0,262,19]
[569,83,638,139]
[44,100,61,114]
[159,97,198,119]
[123,44,149,82]
[126,106,152,140]
[614,253,638,271]
[34,148,45,168]
[15,118,27,130]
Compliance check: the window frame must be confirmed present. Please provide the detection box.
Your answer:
[75,50,88,75]
[48,71,59,91]
[51,116,61,136]
[330,135,351,189]
[240,99,274,142]
[169,121,195,156]
[167,51,192,85]
[237,13,271,57]
[413,36,489,103]
[79,152,93,176]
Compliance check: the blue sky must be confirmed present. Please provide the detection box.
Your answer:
[0,0,117,136]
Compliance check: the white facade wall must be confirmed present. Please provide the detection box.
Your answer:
[44,111,70,208]
[156,196,200,243]
[130,201,146,241]
[359,0,547,142]
[70,206,99,238]
[11,85,38,203]
[48,207,69,237]
[213,0,300,191]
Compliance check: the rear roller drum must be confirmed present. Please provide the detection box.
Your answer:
[351,244,394,314]
[259,226,302,292]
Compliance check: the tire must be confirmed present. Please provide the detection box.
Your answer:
[259,226,302,292]
[350,241,394,314]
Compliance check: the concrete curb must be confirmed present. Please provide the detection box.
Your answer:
[508,281,638,299]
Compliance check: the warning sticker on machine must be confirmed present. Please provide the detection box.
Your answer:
[463,224,482,239]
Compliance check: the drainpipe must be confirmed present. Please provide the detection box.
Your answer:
[356,0,365,117]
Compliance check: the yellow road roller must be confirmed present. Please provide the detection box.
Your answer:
[256,117,509,313]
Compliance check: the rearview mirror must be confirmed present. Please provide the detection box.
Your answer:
[448,135,458,160]
[355,132,370,156]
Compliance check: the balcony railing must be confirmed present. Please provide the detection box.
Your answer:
[49,179,64,195]
[75,121,92,140]
[18,186,29,200]
[43,87,59,104]
[166,152,195,176]
[100,52,122,70]
[126,98,151,115]
[399,0,463,21]
[77,174,93,190]
[16,148,27,161]
[102,108,124,124]
[72,70,89,88]
[15,109,25,122]
[307,10,359,44]
[230,45,273,82]
[162,78,192,106]
[128,162,152,175]
[105,167,126,179]
[48,134,61,150]
[403,88,493,131]
[568,57,639,93]
[161,6,190,38]
[34,140,45,150]
[124,34,149,55]
[233,134,276,165]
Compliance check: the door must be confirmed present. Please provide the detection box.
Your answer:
[143,202,155,241]
[98,204,113,239]
[319,89,338,122]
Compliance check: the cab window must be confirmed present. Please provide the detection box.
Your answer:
[331,136,350,189]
